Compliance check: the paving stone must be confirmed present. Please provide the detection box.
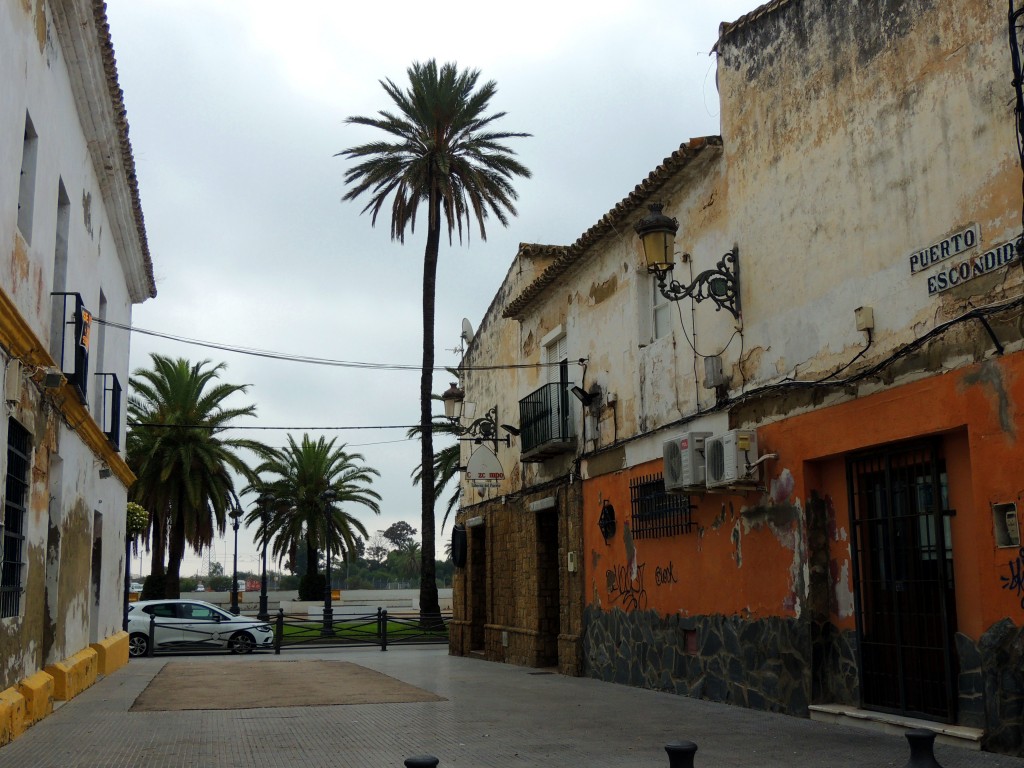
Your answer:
[1,647,1022,768]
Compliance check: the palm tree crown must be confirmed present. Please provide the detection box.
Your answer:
[340,59,530,621]
[341,59,531,244]
[252,434,381,591]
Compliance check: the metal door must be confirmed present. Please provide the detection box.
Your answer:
[846,440,957,721]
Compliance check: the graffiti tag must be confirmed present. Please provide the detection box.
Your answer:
[607,562,648,610]
[1000,547,1024,609]
[655,561,678,586]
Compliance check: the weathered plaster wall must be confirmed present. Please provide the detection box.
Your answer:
[715,0,1021,394]
[584,458,806,621]
[1,0,135,691]
[758,352,1024,639]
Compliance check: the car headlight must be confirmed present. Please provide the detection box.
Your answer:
[256,625,272,633]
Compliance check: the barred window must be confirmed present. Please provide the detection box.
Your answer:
[630,473,693,539]
[2,419,30,618]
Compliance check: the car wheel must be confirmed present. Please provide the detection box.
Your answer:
[129,633,149,658]
[230,631,256,654]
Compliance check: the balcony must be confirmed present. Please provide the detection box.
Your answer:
[50,292,92,403]
[519,382,576,463]
[94,373,122,449]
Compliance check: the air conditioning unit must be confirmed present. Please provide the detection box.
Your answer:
[663,432,712,492]
[705,429,759,488]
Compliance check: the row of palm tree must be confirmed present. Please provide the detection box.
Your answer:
[126,354,381,600]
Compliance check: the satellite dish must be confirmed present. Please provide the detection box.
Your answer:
[461,318,475,345]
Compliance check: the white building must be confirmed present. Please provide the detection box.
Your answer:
[0,0,154,714]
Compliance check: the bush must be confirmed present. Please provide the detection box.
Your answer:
[299,572,326,601]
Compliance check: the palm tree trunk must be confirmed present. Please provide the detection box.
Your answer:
[146,508,166,598]
[165,489,185,598]
[419,191,442,625]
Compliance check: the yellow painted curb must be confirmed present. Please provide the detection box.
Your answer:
[90,631,129,675]
[0,688,26,745]
[16,671,52,725]
[45,647,98,701]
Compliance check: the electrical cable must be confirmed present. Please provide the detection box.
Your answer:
[96,317,560,373]
[127,421,418,431]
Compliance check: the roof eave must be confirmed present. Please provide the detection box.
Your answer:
[501,136,723,320]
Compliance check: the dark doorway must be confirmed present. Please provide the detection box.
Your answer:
[469,525,486,652]
[536,512,560,666]
[847,439,957,722]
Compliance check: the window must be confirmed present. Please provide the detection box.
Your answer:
[2,419,31,618]
[17,114,39,244]
[652,276,671,340]
[629,473,694,539]
[142,603,176,618]
[543,330,572,439]
[50,179,70,360]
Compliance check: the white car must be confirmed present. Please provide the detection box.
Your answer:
[127,599,274,657]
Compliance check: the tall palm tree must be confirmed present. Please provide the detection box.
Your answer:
[127,354,267,598]
[251,434,381,599]
[340,59,530,620]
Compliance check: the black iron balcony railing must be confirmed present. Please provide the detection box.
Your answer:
[94,373,122,449]
[50,292,92,403]
[519,382,576,462]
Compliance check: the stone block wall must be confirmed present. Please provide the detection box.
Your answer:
[958,619,1024,755]
[450,481,584,675]
[582,607,861,716]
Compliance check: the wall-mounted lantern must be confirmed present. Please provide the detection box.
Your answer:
[598,500,617,543]
[634,202,741,319]
[441,381,515,450]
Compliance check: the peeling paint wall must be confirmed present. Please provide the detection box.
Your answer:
[456,0,1024,741]
[1,0,138,691]
[716,0,1020,394]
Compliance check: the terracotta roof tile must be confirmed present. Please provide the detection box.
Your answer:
[92,0,156,299]
[501,136,722,319]
[713,0,795,52]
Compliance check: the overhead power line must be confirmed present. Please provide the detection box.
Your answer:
[98,318,561,372]
[127,421,418,431]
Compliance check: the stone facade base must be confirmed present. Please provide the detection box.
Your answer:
[583,607,1024,757]
[583,606,817,715]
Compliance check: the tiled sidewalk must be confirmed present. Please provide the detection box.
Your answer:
[3,647,1023,767]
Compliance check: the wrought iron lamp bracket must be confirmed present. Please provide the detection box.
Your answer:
[654,248,740,319]
[455,406,510,449]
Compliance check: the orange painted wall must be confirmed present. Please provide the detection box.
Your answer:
[585,459,803,621]
[585,354,1024,641]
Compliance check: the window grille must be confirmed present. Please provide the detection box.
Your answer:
[2,419,30,618]
[630,473,693,539]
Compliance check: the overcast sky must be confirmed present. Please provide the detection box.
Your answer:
[104,0,765,580]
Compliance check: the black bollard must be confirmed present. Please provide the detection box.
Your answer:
[404,756,439,768]
[904,729,943,768]
[665,740,698,768]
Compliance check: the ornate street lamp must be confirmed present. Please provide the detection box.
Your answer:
[229,506,242,615]
[256,492,274,622]
[319,488,337,636]
[634,202,741,319]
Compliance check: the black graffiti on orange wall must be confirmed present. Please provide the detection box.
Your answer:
[1000,547,1024,609]
[655,561,678,586]
[607,562,648,610]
